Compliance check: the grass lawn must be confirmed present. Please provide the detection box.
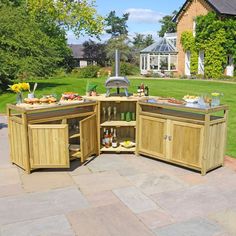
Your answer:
[0,75,235,157]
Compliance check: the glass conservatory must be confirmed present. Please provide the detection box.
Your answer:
[140,36,178,75]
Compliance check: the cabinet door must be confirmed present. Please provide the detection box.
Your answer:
[80,114,98,162]
[28,124,69,169]
[170,121,203,168]
[138,115,167,158]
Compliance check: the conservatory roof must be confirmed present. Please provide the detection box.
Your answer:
[141,38,177,54]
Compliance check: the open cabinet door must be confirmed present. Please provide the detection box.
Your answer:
[28,124,70,169]
[80,114,98,162]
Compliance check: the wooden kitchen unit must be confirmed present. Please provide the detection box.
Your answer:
[7,101,99,173]
[83,94,139,153]
[136,99,229,175]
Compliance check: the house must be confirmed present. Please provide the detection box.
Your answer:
[68,44,97,68]
[173,0,236,77]
[140,33,178,75]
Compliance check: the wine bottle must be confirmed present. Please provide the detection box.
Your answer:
[145,86,149,96]
[109,128,113,146]
[112,129,118,148]
[105,129,110,148]
[102,128,106,146]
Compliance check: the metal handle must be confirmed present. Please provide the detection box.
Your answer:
[164,135,168,140]
[168,136,172,141]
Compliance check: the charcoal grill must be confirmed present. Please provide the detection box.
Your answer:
[105,50,130,97]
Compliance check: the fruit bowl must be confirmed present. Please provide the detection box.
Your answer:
[120,141,135,148]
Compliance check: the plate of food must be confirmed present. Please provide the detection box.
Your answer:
[120,140,135,149]
[60,92,83,103]
[183,95,199,103]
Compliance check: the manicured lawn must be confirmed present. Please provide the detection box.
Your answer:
[1,75,235,157]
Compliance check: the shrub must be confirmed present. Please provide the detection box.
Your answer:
[77,65,101,78]
[99,67,112,77]
[112,62,139,76]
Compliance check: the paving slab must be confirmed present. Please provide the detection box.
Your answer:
[0,214,75,236]
[209,208,236,235]
[87,154,131,172]
[69,165,91,176]
[67,202,154,236]
[0,116,11,168]
[153,217,223,236]
[0,186,89,226]
[84,190,120,208]
[113,186,158,213]
[127,172,188,196]
[0,167,21,186]
[0,184,24,198]
[20,172,74,192]
[137,209,175,229]
[72,170,131,194]
[150,185,229,222]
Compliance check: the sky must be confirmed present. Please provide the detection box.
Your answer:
[67,0,186,44]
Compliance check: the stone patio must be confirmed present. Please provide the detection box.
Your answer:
[1,115,236,236]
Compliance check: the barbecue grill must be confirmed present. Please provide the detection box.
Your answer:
[105,50,130,97]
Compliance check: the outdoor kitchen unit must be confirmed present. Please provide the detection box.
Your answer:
[105,49,130,97]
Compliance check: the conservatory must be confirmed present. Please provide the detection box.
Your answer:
[140,35,178,75]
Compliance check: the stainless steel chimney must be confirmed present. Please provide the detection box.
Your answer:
[105,49,130,97]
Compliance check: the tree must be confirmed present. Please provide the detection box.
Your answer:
[144,34,155,47]
[105,11,129,37]
[0,4,63,82]
[26,0,104,38]
[158,11,177,37]
[83,40,107,66]
[105,35,131,63]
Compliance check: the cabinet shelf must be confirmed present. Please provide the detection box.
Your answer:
[100,120,136,127]
[100,145,135,153]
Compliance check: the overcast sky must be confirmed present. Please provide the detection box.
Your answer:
[67,0,185,44]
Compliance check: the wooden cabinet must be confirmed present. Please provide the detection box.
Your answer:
[136,100,229,175]
[83,95,139,153]
[7,102,98,173]
[138,115,167,158]
[170,121,203,168]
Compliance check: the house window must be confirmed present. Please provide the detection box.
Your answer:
[150,55,159,69]
[170,55,177,70]
[198,51,204,75]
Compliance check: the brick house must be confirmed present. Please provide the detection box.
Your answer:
[174,0,236,77]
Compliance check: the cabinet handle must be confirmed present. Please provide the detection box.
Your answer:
[164,135,168,140]
[168,136,172,141]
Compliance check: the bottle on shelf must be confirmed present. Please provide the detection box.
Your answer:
[102,128,106,146]
[137,86,141,97]
[112,129,118,148]
[145,86,149,96]
[140,83,145,96]
[109,128,114,146]
[105,129,110,148]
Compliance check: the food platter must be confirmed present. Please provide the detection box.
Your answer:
[183,95,199,103]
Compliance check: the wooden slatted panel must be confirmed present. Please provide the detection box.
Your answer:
[206,122,226,170]
[9,120,28,170]
[28,124,69,168]
[138,115,166,158]
[80,114,98,162]
[170,121,203,168]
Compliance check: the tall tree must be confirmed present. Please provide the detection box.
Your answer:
[144,34,155,47]
[0,4,63,82]
[105,11,129,37]
[158,11,177,37]
[26,0,104,38]
[83,40,107,66]
[105,35,131,62]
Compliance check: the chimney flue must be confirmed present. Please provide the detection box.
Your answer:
[115,49,120,77]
